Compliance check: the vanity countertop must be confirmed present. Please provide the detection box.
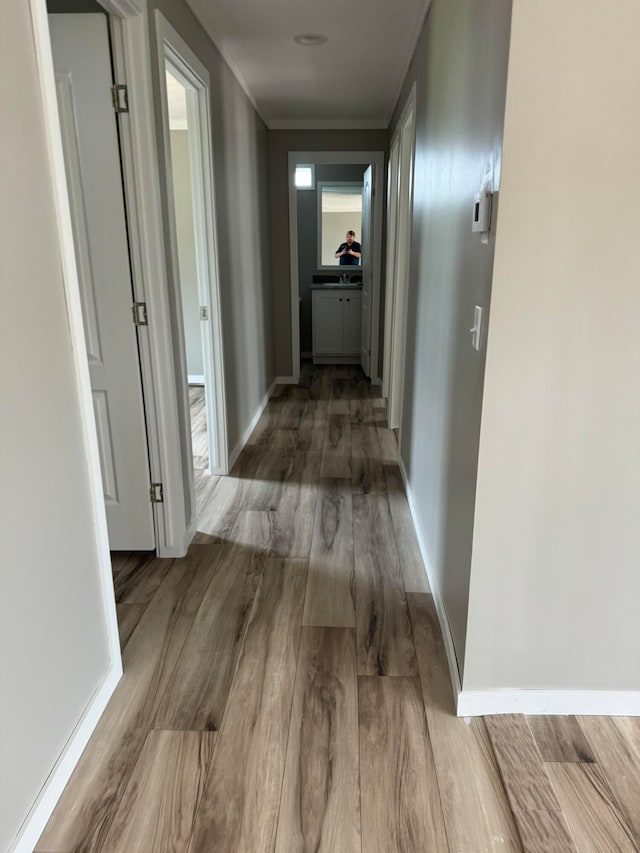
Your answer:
[310,283,363,290]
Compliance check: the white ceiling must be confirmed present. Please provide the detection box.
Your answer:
[185,0,431,129]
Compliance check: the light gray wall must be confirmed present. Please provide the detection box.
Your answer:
[392,0,512,673]
[268,130,388,376]
[464,0,640,692]
[169,129,203,378]
[150,0,274,467]
[0,5,113,849]
[297,163,366,354]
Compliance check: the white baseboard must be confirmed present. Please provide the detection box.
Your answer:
[228,377,278,470]
[187,374,204,385]
[10,662,122,853]
[275,375,297,385]
[457,689,640,717]
[370,375,382,386]
[397,456,462,704]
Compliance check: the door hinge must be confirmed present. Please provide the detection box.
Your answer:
[111,84,129,113]
[132,302,148,326]
[150,482,164,503]
[199,305,209,320]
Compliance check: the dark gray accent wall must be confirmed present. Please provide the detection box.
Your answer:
[267,130,388,376]
[297,164,367,354]
[392,0,512,674]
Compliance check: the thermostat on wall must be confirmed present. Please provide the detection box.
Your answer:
[472,191,493,233]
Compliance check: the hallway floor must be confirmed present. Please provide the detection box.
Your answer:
[37,366,640,852]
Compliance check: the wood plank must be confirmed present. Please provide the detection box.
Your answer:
[309,365,333,400]
[270,428,299,450]
[188,558,307,853]
[36,545,224,853]
[408,593,523,852]
[278,396,304,429]
[243,446,295,512]
[196,445,262,542]
[377,426,398,463]
[247,399,280,445]
[330,364,353,382]
[269,450,321,558]
[328,397,350,415]
[351,423,386,494]
[275,627,360,853]
[349,396,375,426]
[303,478,355,627]
[320,413,352,478]
[547,763,638,853]
[358,676,449,853]
[484,714,577,852]
[116,602,146,651]
[579,716,640,845]
[527,715,596,763]
[100,730,216,853]
[384,465,430,593]
[297,399,328,451]
[112,550,171,604]
[193,469,220,517]
[354,494,417,676]
[155,512,270,732]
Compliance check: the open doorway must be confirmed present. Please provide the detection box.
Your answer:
[164,71,210,473]
[288,151,385,385]
[155,12,229,527]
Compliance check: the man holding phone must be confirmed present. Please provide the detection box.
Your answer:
[335,230,362,265]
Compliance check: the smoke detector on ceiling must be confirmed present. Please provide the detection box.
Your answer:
[294,33,328,46]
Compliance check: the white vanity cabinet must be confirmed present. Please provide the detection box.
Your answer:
[312,286,362,364]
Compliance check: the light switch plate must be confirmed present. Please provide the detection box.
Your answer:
[471,305,482,351]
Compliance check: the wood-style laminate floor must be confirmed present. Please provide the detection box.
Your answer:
[37,364,640,852]
[189,385,208,471]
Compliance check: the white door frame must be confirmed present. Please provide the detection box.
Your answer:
[155,11,229,493]
[385,86,416,433]
[288,150,385,384]
[382,134,401,400]
[32,0,195,568]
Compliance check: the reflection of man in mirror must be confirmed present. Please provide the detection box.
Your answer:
[335,230,362,265]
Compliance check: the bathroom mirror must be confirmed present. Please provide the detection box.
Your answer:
[317,182,363,269]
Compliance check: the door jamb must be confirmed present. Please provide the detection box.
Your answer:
[386,85,416,434]
[288,150,385,384]
[107,3,193,557]
[154,12,229,491]
[383,134,401,400]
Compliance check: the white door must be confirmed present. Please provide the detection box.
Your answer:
[360,165,373,376]
[49,14,155,550]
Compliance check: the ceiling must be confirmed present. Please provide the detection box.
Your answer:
[185,0,431,129]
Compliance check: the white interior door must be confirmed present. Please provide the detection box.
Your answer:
[360,165,373,376]
[49,13,155,550]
